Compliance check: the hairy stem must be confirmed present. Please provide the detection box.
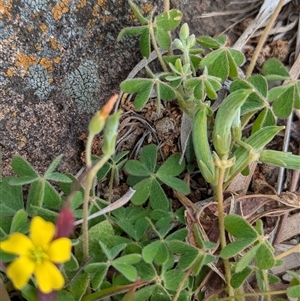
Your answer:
[246,0,285,78]
[82,154,111,262]
[262,270,271,301]
[217,290,287,301]
[172,267,192,301]
[149,23,168,72]
[217,166,234,298]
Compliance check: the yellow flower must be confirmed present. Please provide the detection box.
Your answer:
[0,216,72,293]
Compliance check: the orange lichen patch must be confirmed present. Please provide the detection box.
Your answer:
[97,0,106,6]
[0,0,12,19]
[40,23,48,33]
[53,57,61,64]
[35,43,42,51]
[100,15,113,23]
[27,25,33,32]
[16,133,27,149]
[40,58,53,72]
[92,5,100,16]
[50,37,63,50]
[15,52,39,73]
[52,0,69,21]
[12,110,18,117]
[142,3,153,14]
[48,78,54,83]
[6,68,14,76]
[76,0,87,9]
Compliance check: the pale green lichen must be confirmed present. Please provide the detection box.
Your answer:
[62,60,101,113]
[26,64,54,100]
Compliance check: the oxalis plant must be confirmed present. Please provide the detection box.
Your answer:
[1,2,300,301]
[117,1,300,300]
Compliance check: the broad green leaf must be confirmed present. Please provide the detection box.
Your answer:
[133,285,156,301]
[84,262,108,274]
[43,181,62,208]
[163,269,187,291]
[134,260,157,281]
[131,178,152,205]
[247,75,268,98]
[287,285,300,298]
[128,0,149,25]
[64,252,79,271]
[155,9,182,31]
[0,178,23,235]
[165,229,188,241]
[197,35,225,49]
[157,153,185,176]
[208,51,229,81]
[140,28,151,58]
[125,160,152,176]
[272,84,299,118]
[230,266,252,289]
[26,180,45,216]
[157,175,190,194]
[10,209,27,233]
[44,172,72,183]
[8,175,39,186]
[140,144,157,172]
[142,240,161,263]
[235,244,260,273]
[113,254,141,265]
[224,214,258,239]
[204,79,218,99]
[155,27,171,50]
[251,108,276,134]
[227,50,238,78]
[158,81,176,101]
[255,242,276,269]
[117,26,148,41]
[112,263,138,281]
[200,48,223,68]
[220,238,257,258]
[44,154,63,176]
[120,79,154,110]
[21,284,38,301]
[12,156,39,178]
[149,179,169,210]
[228,48,245,66]
[57,290,75,301]
[75,220,115,263]
[262,58,290,81]
[68,273,89,301]
[96,162,111,180]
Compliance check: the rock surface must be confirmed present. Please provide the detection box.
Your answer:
[1,0,233,176]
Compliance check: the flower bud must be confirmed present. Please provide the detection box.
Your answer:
[54,205,75,239]
[179,23,189,41]
[102,111,122,157]
[88,94,118,136]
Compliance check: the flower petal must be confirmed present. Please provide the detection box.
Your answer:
[48,238,72,263]
[35,261,64,293]
[0,233,34,255]
[6,256,35,290]
[30,216,55,248]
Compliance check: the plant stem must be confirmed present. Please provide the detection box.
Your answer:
[217,290,287,301]
[262,269,271,301]
[246,0,285,78]
[108,166,114,203]
[82,154,111,262]
[172,268,192,301]
[149,23,168,72]
[216,165,234,298]
[86,134,94,168]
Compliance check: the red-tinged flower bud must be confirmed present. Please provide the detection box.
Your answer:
[88,94,118,136]
[54,205,75,239]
